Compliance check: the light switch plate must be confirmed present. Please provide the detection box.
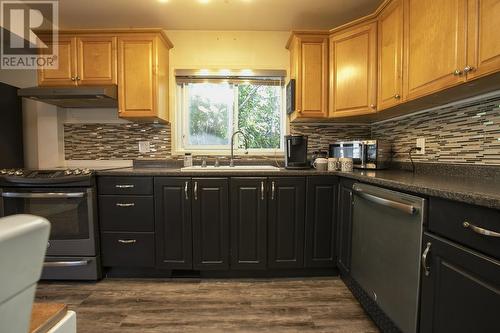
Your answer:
[138,141,151,153]
[416,138,425,154]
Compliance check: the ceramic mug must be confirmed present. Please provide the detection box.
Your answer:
[313,157,328,171]
[328,157,339,171]
[339,157,354,172]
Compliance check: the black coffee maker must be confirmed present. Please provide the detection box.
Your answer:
[284,135,310,169]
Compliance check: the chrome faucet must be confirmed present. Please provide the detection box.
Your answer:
[230,130,249,167]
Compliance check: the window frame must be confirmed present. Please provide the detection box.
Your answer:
[174,76,287,156]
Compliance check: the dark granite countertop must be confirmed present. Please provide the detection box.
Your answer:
[96,167,500,210]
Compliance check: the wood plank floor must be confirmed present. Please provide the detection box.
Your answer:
[35,277,379,333]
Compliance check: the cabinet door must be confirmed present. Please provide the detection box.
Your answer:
[378,0,404,110]
[38,36,77,86]
[230,178,267,270]
[337,179,354,275]
[117,35,157,118]
[330,22,377,117]
[304,177,338,268]
[403,0,467,100]
[192,178,229,270]
[77,36,117,85]
[268,177,306,269]
[466,0,500,80]
[290,35,329,119]
[154,178,192,269]
[420,233,500,333]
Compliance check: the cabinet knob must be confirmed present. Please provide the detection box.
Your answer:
[71,77,76,81]
[370,104,376,109]
[452,69,463,76]
[76,76,81,81]
[463,65,475,74]
[394,94,401,99]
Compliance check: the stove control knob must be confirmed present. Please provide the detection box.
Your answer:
[82,168,91,175]
[64,169,73,176]
[73,169,82,175]
[14,170,24,176]
[7,169,15,175]
[0,169,7,174]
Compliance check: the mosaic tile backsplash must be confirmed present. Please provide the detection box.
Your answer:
[64,123,171,160]
[63,95,500,165]
[290,123,371,153]
[372,95,500,165]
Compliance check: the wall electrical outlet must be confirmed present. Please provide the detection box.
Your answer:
[416,138,425,154]
[138,141,151,153]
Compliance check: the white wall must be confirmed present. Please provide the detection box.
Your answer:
[166,30,290,153]
[1,30,291,166]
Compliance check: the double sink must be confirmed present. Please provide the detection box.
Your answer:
[181,165,281,172]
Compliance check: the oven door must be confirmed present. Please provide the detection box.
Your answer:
[0,187,97,256]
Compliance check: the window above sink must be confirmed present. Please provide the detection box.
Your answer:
[174,69,286,156]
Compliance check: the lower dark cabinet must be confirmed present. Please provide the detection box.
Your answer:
[420,233,500,333]
[101,232,155,267]
[154,178,192,269]
[305,176,338,268]
[268,177,305,269]
[337,178,354,274]
[230,178,267,269]
[192,178,229,270]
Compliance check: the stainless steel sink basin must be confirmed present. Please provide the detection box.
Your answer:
[181,165,280,172]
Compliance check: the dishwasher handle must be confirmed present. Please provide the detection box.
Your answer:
[352,184,417,215]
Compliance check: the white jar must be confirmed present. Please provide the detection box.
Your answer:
[328,157,340,171]
[339,157,353,172]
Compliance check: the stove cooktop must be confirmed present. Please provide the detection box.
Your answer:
[0,168,93,178]
[0,168,96,187]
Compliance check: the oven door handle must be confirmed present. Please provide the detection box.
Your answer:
[1,192,85,199]
[43,260,90,267]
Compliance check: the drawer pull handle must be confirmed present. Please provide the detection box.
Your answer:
[115,184,134,189]
[118,239,137,244]
[422,242,431,277]
[261,181,265,201]
[185,181,189,200]
[463,221,500,238]
[194,181,198,201]
[116,203,135,207]
[271,181,275,200]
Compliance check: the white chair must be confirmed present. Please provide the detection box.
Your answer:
[0,214,50,333]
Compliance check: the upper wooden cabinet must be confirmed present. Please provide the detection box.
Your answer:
[76,36,117,85]
[117,34,171,123]
[329,22,377,118]
[287,33,329,120]
[403,0,468,101]
[39,35,117,86]
[37,30,172,123]
[38,36,77,86]
[466,0,500,80]
[377,0,404,111]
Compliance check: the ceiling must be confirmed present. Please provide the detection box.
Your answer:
[53,0,383,31]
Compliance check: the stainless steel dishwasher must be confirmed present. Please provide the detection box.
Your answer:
[350,183,426,333]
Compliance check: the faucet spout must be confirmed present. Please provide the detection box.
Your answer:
[230,130,248,167]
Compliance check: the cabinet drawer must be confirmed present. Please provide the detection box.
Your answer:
[98,177,153,195]
[429,198,500,259]
[101,232,154,267]
[99,195,154,232]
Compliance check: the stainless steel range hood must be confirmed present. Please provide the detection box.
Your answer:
[17,85,118,108]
